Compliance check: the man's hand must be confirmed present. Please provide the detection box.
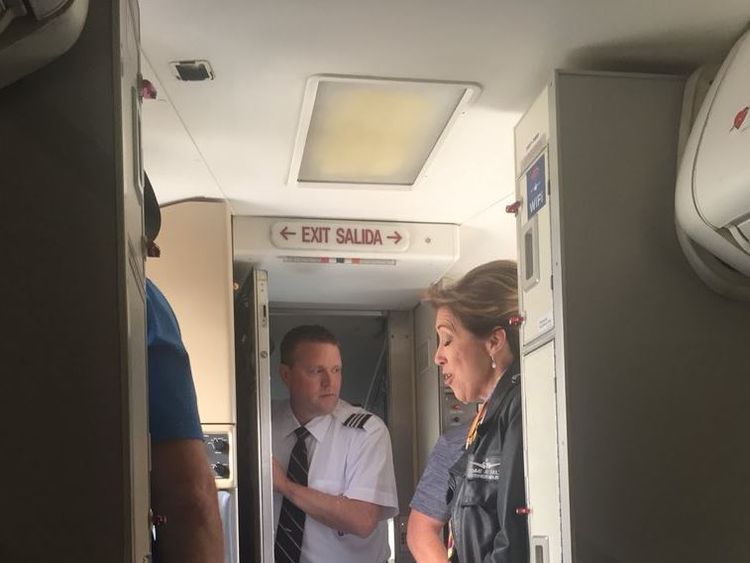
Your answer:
[272,456,289,495]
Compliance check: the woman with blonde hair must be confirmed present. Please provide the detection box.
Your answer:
[426,259,528,563]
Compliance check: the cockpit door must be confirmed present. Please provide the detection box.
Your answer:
[234,269,274,562]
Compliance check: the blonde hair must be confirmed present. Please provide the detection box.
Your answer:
[425,260,519,357]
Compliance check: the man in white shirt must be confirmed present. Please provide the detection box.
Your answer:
[272,325,399,563]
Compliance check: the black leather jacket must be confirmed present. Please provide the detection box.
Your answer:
[447,368,529,563]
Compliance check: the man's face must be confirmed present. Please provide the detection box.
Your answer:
[281,341,342,424]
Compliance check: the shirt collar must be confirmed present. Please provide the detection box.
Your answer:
[305,410,334,443]
[279,399,334,443]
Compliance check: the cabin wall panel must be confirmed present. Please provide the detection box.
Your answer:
[517,70,750,563]
[413,302,440,476]
[0,1,147,560]
[445,199,517,281]
[146,200,236,424]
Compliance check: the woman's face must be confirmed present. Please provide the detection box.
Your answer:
[434,306,494,403]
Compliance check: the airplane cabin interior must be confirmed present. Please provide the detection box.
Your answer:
[2,1,750,562]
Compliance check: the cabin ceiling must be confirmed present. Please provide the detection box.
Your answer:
[140,0,750,225]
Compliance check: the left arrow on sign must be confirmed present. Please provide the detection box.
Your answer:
[280,226,297,240]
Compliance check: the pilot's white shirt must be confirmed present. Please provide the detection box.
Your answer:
[272,398,399,563]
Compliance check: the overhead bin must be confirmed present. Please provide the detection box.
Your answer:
[676,29,750,298]
[233,216,460,309]
[0,0,88,90]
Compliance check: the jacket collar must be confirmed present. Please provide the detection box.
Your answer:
[481,360,521,425]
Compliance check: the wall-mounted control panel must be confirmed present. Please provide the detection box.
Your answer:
[202,424,235,489]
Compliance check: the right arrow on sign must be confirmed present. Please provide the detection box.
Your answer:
[387,231,402,244]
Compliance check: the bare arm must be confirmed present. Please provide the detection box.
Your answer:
[151,439,224,563]
[407,509,448,563]
[273,457,383,538]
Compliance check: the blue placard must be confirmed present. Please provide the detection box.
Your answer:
[526,154,546,219]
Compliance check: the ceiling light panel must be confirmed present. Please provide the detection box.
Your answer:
[290,75,480,188]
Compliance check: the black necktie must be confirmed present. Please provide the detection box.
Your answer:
[275,426,310,563]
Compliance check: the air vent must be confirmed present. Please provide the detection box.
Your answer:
[170,60,214,82]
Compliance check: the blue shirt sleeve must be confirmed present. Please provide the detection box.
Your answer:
[410,424,469,522]
[146,279,203,442]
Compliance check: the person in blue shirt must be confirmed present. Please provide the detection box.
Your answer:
[145,174,223,563]
[407,424,469,562]
[147,279,203,441]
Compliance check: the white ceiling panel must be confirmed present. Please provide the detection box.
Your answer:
[141,57,226,203]
[139,0,750,225]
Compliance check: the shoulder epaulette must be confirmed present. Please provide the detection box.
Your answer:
[343,412,372,430]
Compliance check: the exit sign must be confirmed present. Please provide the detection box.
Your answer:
[271,220,410,252]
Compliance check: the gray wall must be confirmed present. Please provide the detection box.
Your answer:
[413,302,440,476]
[553,71,750,563]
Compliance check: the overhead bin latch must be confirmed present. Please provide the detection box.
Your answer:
[505,200,522,215]
[150,510,167,527]
[139,75,157,101]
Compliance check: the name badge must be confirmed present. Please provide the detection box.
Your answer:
[466,454,502,481]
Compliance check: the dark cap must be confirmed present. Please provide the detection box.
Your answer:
[144,173,161,244]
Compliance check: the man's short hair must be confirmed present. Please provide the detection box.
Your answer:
[280,325,340,366]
